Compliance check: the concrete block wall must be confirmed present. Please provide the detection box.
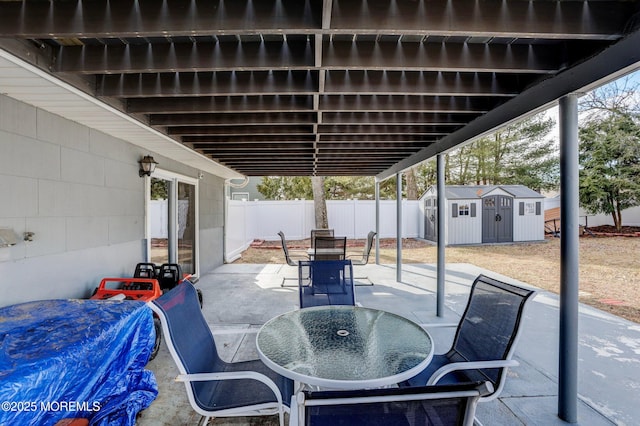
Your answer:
[0,94,226,307]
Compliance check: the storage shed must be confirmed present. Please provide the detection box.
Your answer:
[419,185,545,245]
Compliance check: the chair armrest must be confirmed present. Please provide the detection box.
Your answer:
[288,249,309,256]
[427,359,520,386]
[418,323,459,329]
[289,254,311,262]
[211,328,259,335]
[176,371,286,409]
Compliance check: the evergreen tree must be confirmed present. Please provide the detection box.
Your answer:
[151,178,168,200]
[578,113,640,231]
[258,176,403,200]
[256,113,559,200]
[412,113,558,193]
[256,176,312,200]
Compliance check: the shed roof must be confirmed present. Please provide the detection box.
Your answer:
[422,185,544,200]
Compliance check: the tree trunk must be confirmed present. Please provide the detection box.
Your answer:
[405,168,419,200]
[311,176,328,228]
[614,199,623,232]
[444,154,451,182]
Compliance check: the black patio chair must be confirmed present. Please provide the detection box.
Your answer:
[290,381,493,426]
[400,274,536,403]
[149,281,294,426]
[346,231,376,285]
[310,228,334,249]
[278,231,309,287]
[313,236,346,261]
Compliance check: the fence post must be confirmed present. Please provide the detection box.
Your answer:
[437,154,445,317]
[558,94,579,424]
[375,180,380,264]
[396,173,403,282]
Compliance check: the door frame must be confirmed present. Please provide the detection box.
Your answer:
[482,194,514,243]
[424,197,437,242]
[145,169,200,277]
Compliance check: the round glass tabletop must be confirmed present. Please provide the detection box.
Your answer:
[256,305,433,389]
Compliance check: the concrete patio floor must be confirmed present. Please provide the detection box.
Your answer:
[137,262,640,425]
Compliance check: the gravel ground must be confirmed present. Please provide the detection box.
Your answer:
[235,234,640,324]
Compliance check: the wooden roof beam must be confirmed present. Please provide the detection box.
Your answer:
[1,0,633,41]
[168,125,314,136]
[330,0,635,40]
[55,40,314,74]
[54,40,583,74]
[128,95,314,114]
[0,0,322,37]
[150,112,317,126]
[97,70,319,97]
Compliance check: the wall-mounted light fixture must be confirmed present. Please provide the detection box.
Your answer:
[138,155,158,177]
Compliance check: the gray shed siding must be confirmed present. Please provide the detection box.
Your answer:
[419,185,545,245]
[448,199,482,244]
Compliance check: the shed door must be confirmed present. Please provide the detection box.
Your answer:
[482,195,513,243]
[424,198,437,241]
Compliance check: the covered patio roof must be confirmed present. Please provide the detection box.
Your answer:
[1,4,639,424]
[1,0,639,179]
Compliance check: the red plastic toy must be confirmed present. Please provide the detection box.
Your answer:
[90,277,163,302]
[90,263,199,361]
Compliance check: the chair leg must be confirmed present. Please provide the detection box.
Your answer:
[281,276,299,287]
[354,276,373,286]
[197,415,211,426]
[282,262,311,287]
[353,263,374,285]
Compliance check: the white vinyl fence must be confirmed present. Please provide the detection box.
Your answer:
[544,197,640,228]
[225,199,420,262]
[154,197,640,262]
[148,199,193,239]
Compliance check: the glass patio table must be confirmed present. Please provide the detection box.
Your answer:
[306,248,345,257]
[256,306,433,390]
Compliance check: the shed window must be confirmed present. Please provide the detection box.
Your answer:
[519,201,541,215]
[459,204,470,216]
[524,202,535,215]
[232,192,250,201]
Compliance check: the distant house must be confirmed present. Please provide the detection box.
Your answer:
[419,185,545,245]
[229,177,263,201]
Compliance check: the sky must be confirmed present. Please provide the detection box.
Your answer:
[542,67,640,145]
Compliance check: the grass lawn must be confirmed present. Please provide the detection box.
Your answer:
[236,236,640,324]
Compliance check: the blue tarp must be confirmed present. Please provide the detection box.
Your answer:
[0,299,158,425]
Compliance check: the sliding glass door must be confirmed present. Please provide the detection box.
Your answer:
[177,181,196,275]
[149,177,171,265]
[147,170,198,276]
